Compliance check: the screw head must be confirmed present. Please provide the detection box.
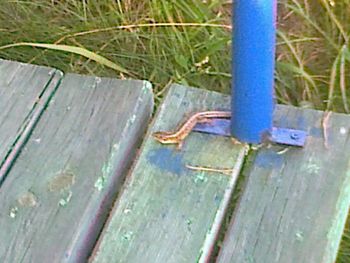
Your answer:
[290,132,300,140]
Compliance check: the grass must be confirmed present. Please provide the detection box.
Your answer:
[0,0,233,103]
[0,0,349,261]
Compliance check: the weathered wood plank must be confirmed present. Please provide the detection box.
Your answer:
[0,74,153,263]
[0,59,62,182]
[91,84,246,263]
[217,105,350,263]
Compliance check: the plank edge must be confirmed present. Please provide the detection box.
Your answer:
[198,147,247,263]
[0,69,63,185]
[326,170,350,263]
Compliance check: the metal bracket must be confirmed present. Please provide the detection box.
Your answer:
[193,119,307,147]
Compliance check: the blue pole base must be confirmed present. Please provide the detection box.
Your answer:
[193,119,307,147]
[231,0,277,143]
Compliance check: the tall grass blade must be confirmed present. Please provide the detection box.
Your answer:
[340,45,349,113]
[327,51,340,111]
[0,42,130,75]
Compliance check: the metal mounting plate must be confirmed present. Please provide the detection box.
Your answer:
[193,119,307,147]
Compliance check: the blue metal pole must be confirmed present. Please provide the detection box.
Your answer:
[231,0,276,143]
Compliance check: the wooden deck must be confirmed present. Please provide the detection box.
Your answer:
[0,59,349,263]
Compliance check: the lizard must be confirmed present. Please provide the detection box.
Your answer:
[152,111,231,149]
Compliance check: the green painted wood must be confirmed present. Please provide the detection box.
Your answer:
[217,105,350,263]
[0,74,154,263]
[91,84,246,263]
[0,59,62,182]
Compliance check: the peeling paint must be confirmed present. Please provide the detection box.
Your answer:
[9,206,18,218]
[194,172,208,184]
[142,81,152,94]
[48,171,75,192]
[129,114,136,124]
[305,158,321,174]
[306,163,320,174]
[94,176,106,191]
[18,191,37,207]
[59,191,73,207]
[147,148,186,176]
[95,144,119,191]
[295,231,304,242]
[255,149,284,169]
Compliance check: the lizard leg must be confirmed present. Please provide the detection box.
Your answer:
[176,141,184,150]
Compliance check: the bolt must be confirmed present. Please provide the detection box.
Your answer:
[290,132,300,140]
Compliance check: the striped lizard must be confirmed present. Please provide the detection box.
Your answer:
[152,111,231,149]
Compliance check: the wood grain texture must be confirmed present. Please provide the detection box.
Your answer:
[0,59,62,182]
[91,84,246,263]
[217,105,350,263]
[0,74,154,263]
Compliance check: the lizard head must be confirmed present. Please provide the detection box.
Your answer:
[152,131,177,144]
